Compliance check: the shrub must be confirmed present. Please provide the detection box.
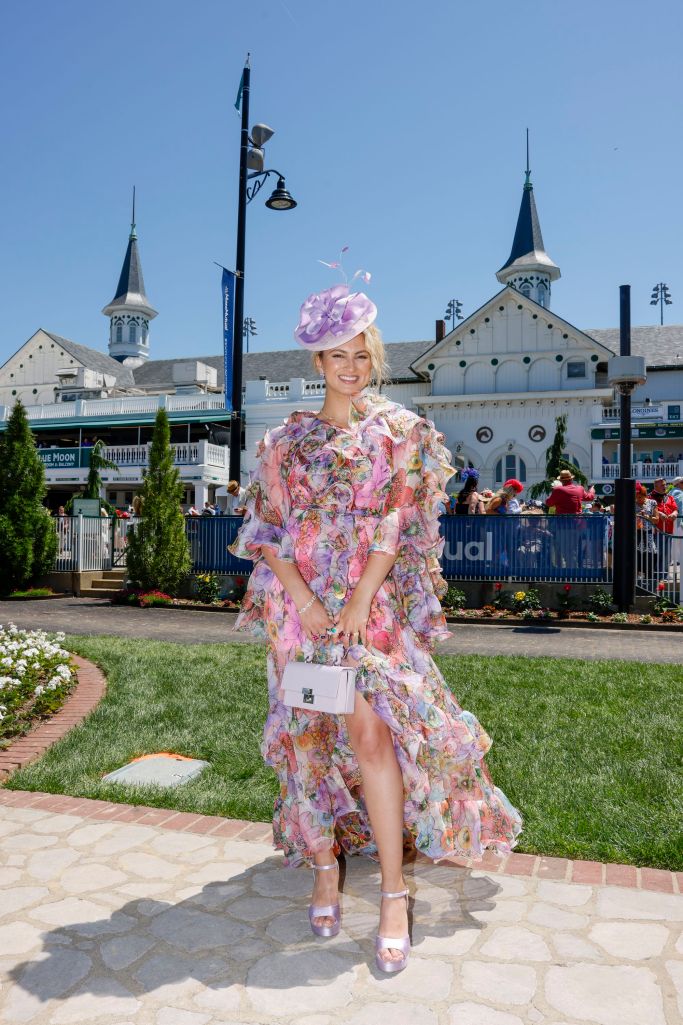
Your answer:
[443,585,467,610]
[661,607,683,624]
[555,583,577,612]
[611,612,628,623]
[125,409,191,595]
[0,624,75,742]
[194,573,221,605]
[584,587,614,616]
[586,612,600,622]
[640,615,652,624]
[138,590,174,608]
[510,588,542,613]
[0,401,57,594]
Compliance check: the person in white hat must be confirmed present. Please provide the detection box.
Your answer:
[228,277,522,973]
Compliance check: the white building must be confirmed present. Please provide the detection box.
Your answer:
[1,173,682,505]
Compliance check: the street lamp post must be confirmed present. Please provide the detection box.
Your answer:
[444,299,463,329]
[228,61,296,485]
[650,282,672,325]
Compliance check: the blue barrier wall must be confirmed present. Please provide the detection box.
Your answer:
[186,514,610,582]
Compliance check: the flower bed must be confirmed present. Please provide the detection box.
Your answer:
[0,624,76,745]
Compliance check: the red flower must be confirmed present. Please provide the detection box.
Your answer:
[494,582,502,591]
[563,584,571,592]
[657,581,666,591]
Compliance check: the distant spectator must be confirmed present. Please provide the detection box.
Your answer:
[186,504,200,517]
[546,469,595,514]
[454,467,485,515]
[202,501,216,517]
[486,479,523,515]
[670,476,683,534]
[226,479,247,516]
[650,478,678,535]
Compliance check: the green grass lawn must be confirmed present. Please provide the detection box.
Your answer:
[4,635,682,870]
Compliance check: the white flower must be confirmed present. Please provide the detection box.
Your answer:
[55,665,71,679]
[34,685,45,696]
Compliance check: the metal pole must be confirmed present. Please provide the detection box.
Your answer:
[660,284,664,326]
[229,63,250,485]
[613,285,636,611]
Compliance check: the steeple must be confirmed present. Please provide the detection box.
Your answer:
[103,188,157,364]
[496,132,560,308]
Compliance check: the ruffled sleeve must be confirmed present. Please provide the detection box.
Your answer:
[369,415,455,598]
[229,426,294,563]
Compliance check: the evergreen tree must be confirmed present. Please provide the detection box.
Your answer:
[0,401,57,593]
[126,409,190,593]
[529,413,588,499]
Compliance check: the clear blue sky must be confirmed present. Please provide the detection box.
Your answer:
[1,0,682,368]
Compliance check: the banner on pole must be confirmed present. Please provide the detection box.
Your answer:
[222,268,236,411]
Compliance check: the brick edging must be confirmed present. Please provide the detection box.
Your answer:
[0,655,106,781]
[0,787,678,895]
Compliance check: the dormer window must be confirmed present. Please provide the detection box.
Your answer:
[129,323,136,344]
[116,324,123,344]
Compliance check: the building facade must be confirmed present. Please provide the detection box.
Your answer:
[1,175,682,506]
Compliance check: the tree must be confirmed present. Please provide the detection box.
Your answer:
[529,414,589,500]
[83,440,119,503]
[0,401,57,593]
[125,408,190,593]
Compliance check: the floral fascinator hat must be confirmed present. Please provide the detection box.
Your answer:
[294,247,377,351]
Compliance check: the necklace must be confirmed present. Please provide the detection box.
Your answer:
[319,412,350,429]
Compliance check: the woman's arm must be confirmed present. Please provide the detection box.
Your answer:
[261,547,334,639]
[486,496,503,515]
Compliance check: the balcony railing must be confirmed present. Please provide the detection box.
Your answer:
[38,441,229,472]
[596,402,682,423]
[599,461,682,480]
[1,393,228,423]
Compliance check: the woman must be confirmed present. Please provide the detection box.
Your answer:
[230,284,522,973]
[454,466,485,515]
[486,479,524,515]
[635,482,660,582]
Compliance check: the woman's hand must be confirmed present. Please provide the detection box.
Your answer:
[336,594,372,647]
[298,597,336,642]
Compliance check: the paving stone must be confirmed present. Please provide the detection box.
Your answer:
[367,954,453,998]
[596,886,683,921]
[148,832,215,856]
[552,933,604,961]
[266,910,320,944]
[465,873,529,899]
[132,952,224,998]
[535,880,593,907]
[30,898,136,935]
[156,1009,210,1025]
[589,922,669,959]
[118,851,184,880]
[66,822,118,846]
[6,854,26,867]
[251,867,313,897]
[0,921,46,957]
[461,961,537,1005]
[0,819,22,837]
[183,861,249,886]
[246,949,356,1016]
[135,899,170,918]
[665,960,683,1018]
[469,900,527,923]
[346,1003,438,1025]
[676,931,683,955]
[149,905,253,952]
[49,978,141,1023]
[527,902,589,930]
[479,926,551,961]
[100,933,157,970]
[117,881,176,899]
[226,895,288,922]
[178,882,246,909]
[192,983,243,1014]
[60,863,128,894]
[5,807,53,823]
[177,845,222,865]
[31,814,84,834]
[545,964,666,1025]
[448,1004,525,1025]
[90,824,159,856]
[0,867,22,885]
[2,831,59,851]
[3,949,92,1022]
[0,886,49,918]
[26,848,80,881]
[411,924,480,956]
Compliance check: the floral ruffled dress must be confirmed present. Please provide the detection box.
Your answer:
[230,395,522,866]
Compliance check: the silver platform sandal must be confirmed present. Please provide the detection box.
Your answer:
[308,861,341,938]
[375,887,411,973]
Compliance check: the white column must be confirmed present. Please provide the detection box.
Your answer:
[194,483,209,508]
[591,440,604,480]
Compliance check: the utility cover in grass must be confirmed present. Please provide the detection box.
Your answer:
[103,752,209,788]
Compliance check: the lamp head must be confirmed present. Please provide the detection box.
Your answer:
[250,124,274,148]
[265,177,297,210]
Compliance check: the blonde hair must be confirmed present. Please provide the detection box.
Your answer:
[312,324,389,388]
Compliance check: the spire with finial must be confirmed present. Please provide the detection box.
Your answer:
[103,189,157,364]
[496,131,560,307]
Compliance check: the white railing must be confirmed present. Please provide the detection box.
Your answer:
[266,382,291,397]
[54,516,113,572]
[601,462,682,480]
[205,442,228,468]
[635,527,683,606]
[2,393,228,423]
[303,380,326,396]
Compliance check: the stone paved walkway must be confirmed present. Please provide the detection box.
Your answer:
[3,597,683,662]
[1,799,682,1025]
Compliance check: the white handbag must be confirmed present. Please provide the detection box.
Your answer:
[281,661,356,715]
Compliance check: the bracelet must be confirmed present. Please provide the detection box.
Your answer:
[297,594,317,615]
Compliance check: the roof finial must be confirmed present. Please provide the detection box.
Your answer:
[130,186,137,240]
[524,129,532,190]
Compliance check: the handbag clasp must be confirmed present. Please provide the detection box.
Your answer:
[302,688,314,704]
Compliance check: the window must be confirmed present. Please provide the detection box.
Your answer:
[116,324,123,344]
[495,455,527,484]
[567,361,586,378]
[129,323,136,344]
[520,284,531,298]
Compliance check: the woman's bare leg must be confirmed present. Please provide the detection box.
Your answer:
[345,691,408,962]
